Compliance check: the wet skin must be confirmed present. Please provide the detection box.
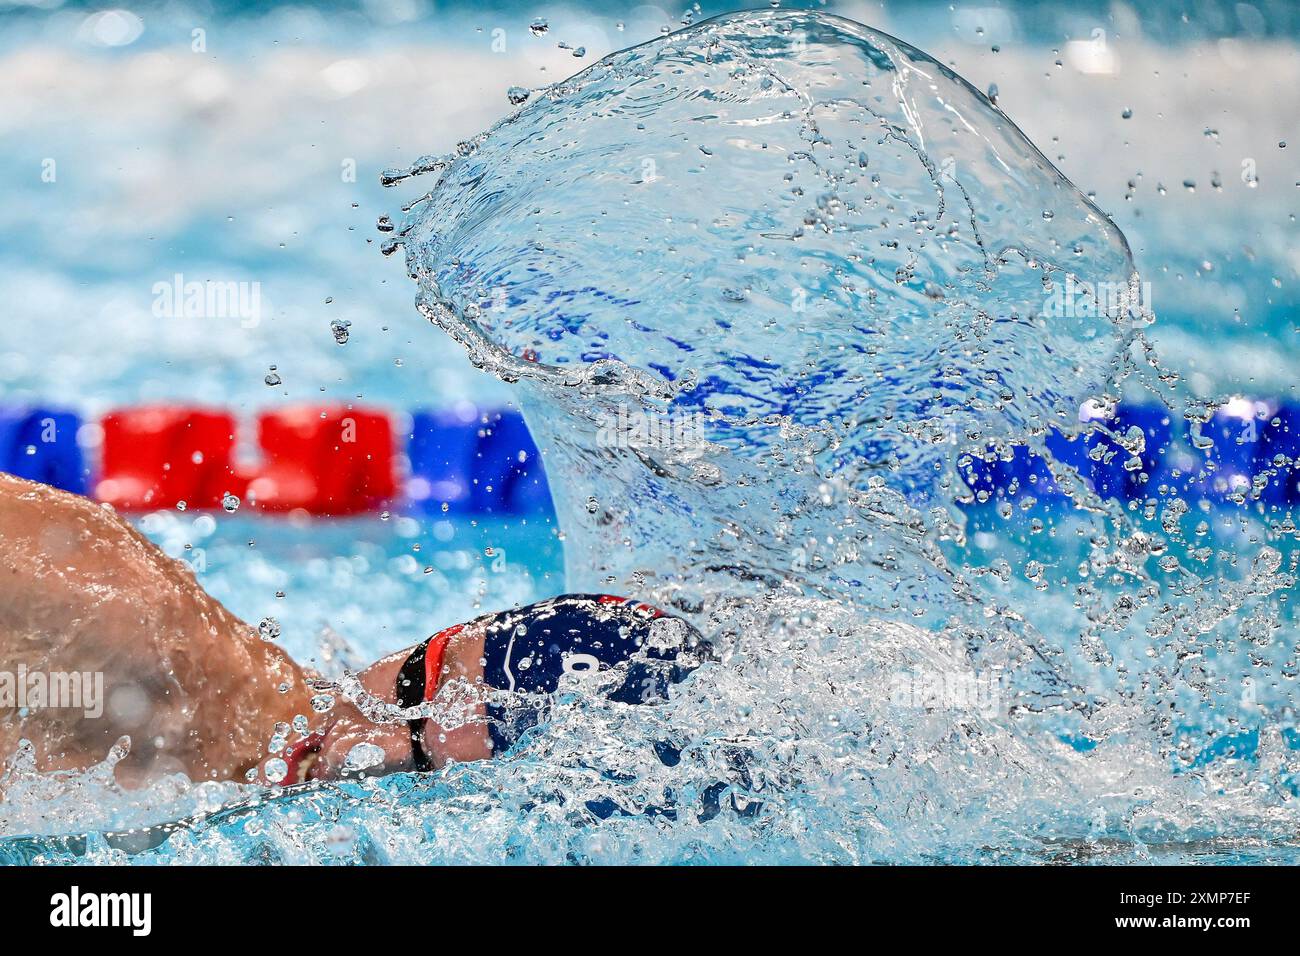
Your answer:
[0,474,488,787]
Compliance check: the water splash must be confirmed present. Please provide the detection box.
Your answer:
[395,10,1141,613]
[381,8,1300,860]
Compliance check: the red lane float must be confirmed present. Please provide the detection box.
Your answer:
[246,405,396,516]
[96,406,242,510]
[97,404,397,515]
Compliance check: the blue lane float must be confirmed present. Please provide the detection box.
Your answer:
[960,402,1300,510]
[471,410,554,516]
[1193,404,1263,503]
[405,407,482,513]
[1259,404,1300,504]
[0,407,87,495]
[406,407,554,518]
[2,400,1291,517]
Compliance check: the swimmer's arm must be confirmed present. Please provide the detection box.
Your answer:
[0,474,315,782]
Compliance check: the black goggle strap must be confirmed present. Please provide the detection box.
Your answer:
[394,638,434,772]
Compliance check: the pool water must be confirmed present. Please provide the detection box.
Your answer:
[2,1,1298,864]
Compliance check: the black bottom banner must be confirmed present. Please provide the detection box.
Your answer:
[0,864,1280,943]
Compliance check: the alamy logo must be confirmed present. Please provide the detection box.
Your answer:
[595,405,707,453]
[0,666,103,718]
[49,886,151,936]
[889,668,1004,718]
[1042,274,1151,319]
[152,273,261,327]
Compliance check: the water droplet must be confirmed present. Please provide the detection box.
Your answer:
[264,369,282,386]
[507,86,530,106]
[264,758,289,783]
[311,693,335,713]
[222,492,240,513]
[1121,108,1133,119]
[259,617,281,641]
[529,17,548,36]
[343,742,385,772]
[330,318,351,345]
